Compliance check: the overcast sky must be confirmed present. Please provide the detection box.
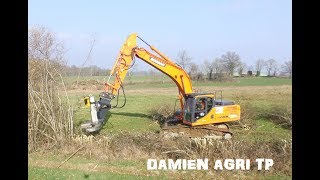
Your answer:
[28,0,292,70]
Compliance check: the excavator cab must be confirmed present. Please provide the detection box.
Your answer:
[183,93,214,124]
[182,93,240,127]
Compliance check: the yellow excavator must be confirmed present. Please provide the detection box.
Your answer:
[81,33,241,139]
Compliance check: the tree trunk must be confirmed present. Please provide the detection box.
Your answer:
[209,70,213,80]
[256,71,260,77]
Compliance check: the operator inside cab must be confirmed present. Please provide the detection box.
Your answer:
[196,99,205,110]
[195,98,206,119]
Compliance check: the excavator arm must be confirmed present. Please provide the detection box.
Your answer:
[104,33,137,96]
[105,33,193,97]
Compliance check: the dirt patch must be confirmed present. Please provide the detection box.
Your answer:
[69,79,105,91]
[126,88,177,94]
[65,84,291,97]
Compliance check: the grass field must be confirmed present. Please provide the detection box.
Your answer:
[63,75,292,88]
[29,76,292,179]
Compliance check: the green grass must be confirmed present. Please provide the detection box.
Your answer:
[28,166,291,180]
[192,77,291,88]
[233,118,292,142]
[29,151,291,180]
[28,153,165,179]
[30,76,292,179]
[72,87,291,141]
[73,94,176,134]
[29,167,158,180]
[62,75,292,89]
[100,160,142,168]
[120,78,290,89]
[29,152,291,180]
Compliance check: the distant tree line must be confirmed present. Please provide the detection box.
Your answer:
[174,50,292,81]
[61,50,292,80]
[61,54,292,81]
[62,65,111,76]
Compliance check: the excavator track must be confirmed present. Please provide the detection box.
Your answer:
[161,123,232,140]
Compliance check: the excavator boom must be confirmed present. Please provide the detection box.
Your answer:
[105,33,192,97]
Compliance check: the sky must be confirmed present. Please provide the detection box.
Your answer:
[28,0,292,71]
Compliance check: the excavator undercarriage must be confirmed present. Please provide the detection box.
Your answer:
[161,123,232,140]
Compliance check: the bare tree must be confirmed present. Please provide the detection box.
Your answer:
[238,62,247,76]
[282,60,292,78]
[148,69,156,79]
[176,50,192,71]
[203,60,214,80]
[213,58,224,74]
[189,62,199,80]
[248,65,254,71]
[202,58,226,79]
[28,26,65,64]
[273,63,279,77]
[220,51,241,77]
[265,59,277,76]
[247,65,254,76]
[255,59,265,77]
[76,35,96,85]
[208,58,224,80]
[28,26,73,151]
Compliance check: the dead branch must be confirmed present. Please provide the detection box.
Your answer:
[58,146,84,168]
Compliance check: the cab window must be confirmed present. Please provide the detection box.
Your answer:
[184,97,194,122]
